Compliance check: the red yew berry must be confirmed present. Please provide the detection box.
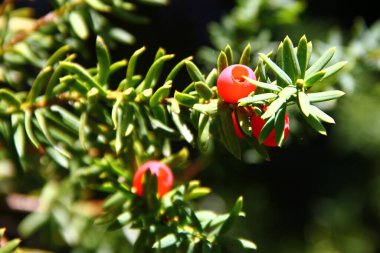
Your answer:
[231,110,245,139]
[217,64,256,103]
[132,160,174,198]
[251,112,290,147]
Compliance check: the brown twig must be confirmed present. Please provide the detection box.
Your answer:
[0,0,14,17]
[2,11,57,51]
[1,0,83,52]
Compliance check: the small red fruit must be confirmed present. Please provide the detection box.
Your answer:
[132,160,174,198]
[217,64,256,103]
[251,112,290,147]
[231,110,244,139]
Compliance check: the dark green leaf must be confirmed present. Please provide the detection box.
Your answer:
[275,42,286,87]
[239,43,251,65]
[283,36,301,82]
[59,62,107,95]
[259,53,293,86]
[165,56,193,82]
[35,109,71,158]
[46,45,71,67]
[198,113,211,152]
[24,110,41,149]
[201,240,212,253]
[236,108,252,136]
[138,54,175,91]
[244,136,270,161]
[150,81,172,106]
[205,68,218,87]
[110,59,127,76]
[224,44,233,65]
[259,115,275,144]
[186,61,206,82]
[96,36,111,85]
[296,35,309,78]
[0,88,21,107]
[274,106,286,147]
[261,97,286,119]
[174,91,198,107]
[195,81,213,100]
[50,105,80,131]
[27,66,53,102]
[11,114,25,157]
[126,46,146,85]
[217,51,228,75]
[170,105,194,143]
[216,102,241,159]
[303,111,327,135]
[276,43,284,69]
[219,196,244,235]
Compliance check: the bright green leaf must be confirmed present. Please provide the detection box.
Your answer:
[305,47,335,78]
[238,93,278,106]
[152,234,177,249]
[243,76,281,92]
[69,10,89,40]
[304,70,326,87]
[310,105,335,124]
[307,90,345,103]
[186,60,206,82]
[298,91,310,116]
[261,97,286,119]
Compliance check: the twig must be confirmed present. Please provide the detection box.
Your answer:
[0,0,14,17]
[1,0,83,52]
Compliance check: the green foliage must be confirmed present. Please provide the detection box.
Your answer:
[0,228,21,253]
[0,1,348,252]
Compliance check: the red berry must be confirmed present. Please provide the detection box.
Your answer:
[231,110,245,139]
[251,112,290,147]
[217,64,256,103]
[132,160,174,198]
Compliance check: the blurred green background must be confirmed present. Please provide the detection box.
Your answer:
[2,0,380,252]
